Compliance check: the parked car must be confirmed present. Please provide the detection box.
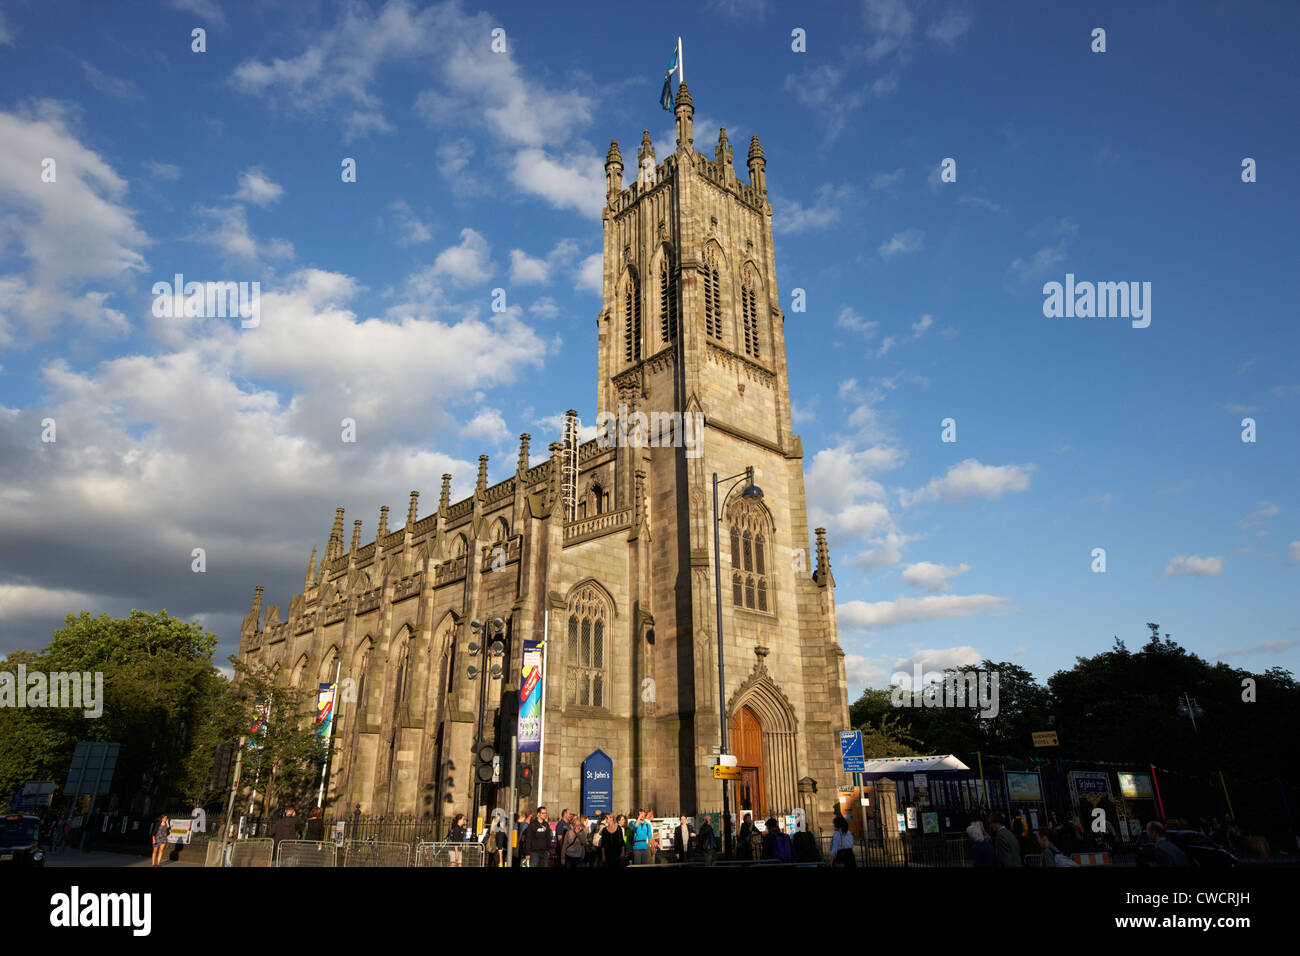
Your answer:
[1137,829,1238,867]
[0,814,46,868]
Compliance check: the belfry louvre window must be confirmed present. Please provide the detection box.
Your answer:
[566,585,609,707]
[702,247,723,341]
[729,505,771,612]
[660,252,678,344]
[741,284,760,358]
[624,276,642,363]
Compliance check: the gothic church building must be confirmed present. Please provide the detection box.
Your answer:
[238,84,851,832]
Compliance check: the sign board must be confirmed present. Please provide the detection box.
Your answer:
[1005,771,1043,802]
[840,731,866,773]
[332,821,346,847]
[518,640,544,753]
[582,749,613,816]
[905,807,917,830]
[1032,731,1059,747]
[922,812,939,834]
[167,818,195,844]
[1118,772,1154,800]
[713,765,743,780]
[912,773,928,805]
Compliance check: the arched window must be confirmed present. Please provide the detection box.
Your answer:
[729,500,773,613]
[702,245,723,342]
[492,517,509,543]
[567,584,609,708]
[659,248,678,344]
[623,272,642,363]
[741,282,760,358]
[453,534,467,557]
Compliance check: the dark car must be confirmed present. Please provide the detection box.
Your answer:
[1137,829,1237,868]
[0,815,46,868]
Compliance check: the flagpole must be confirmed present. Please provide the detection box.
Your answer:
[677,37,684,83]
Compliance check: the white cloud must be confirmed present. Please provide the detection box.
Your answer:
[900,561,970,593]
[0,9,14,44]
[772,183,854,234]
[575,253,603,294]
[509,148,604,219]
[892,645,983,674]
[431,228,492,286]
[901,458,1034,507]
[1161,554,1224,577]
[233,167,284,206]
[528,297,561,319]
[1290,541,1300,564]
[1216,639,1298,659]
[958,194,1004,213]
[806,444,904,514]
[191,204,294,263]
[81,62,142,101]
[927,8,974,45]
[836,307,877,337]
[911,313,933,336]
[1238,502,1278,529]
[509,250,549,284]
[870,168,905,191]
[0,105,149,346]
[388,201,432,245]
[844,653,890,694]
[839,594,1010,631]
[878,229,923,259]
[167,0,226,28]
[143,160,182,181]
[863,0,917,63]
[461,408,510,445]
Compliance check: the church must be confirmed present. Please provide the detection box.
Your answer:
[238,82,851,834]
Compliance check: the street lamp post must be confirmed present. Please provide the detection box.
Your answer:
[712,465,764,860]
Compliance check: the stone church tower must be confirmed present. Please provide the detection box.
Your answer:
[237,83,849,835]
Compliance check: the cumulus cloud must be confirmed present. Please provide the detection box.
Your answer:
[1161,554,1224,577]
[233,167,284,206]
[575,253,603,294]
[772,183,854,234]
[1238,502,1278,530]
[839,594,1010,631]
[900,561,970,593]
[388,201,432,245]
[901,459,1034,507]
[878,229,923,259]
[431,228,492,286]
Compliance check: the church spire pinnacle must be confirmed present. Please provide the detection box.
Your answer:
[304,547,316,589]
[605,139,623,199]
[747,134,767,194]
[674,82,694,153]
[406,491,419,530]
[813,527,835,588]
[327,507,345,560]
[377,505,389,538]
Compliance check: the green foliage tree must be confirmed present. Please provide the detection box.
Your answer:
[229,661,327,819]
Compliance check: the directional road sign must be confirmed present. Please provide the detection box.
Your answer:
[840,730,866,773]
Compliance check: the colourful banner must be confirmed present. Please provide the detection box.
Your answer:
[248,698,269,750]
[519,640,543,753]
[315,682,336,751]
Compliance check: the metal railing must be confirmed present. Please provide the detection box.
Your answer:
[277,839,338,867]
[229,838,275,867]
[415,841,487,867]
[342,839,410,867]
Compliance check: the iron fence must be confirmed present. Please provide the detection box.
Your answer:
[229,838,275,867]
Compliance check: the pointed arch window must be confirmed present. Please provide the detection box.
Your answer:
[567,584,610,708]
[624,273,642,364]
[741,282,760,358]
[729,501,773,614]
[702,246,723,341]
[659,249,678,344]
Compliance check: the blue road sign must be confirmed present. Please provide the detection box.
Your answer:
[840,731,866,773]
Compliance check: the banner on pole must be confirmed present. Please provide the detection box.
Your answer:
[519,640,543,753]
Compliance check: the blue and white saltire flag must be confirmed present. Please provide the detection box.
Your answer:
[660,37,682,110]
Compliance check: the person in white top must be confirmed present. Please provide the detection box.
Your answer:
[830,814,856,866]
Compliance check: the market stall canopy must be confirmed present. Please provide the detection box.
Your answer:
[859,755,970,774]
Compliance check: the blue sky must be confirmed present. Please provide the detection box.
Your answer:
[0,0,1297,695]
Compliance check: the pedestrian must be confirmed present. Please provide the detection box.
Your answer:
[631,809,653,865]
[989,813,1021,867]
[514,812,527,866]
[761,817,792,861]
[304,807,325,846]
[553,809,572,867]
[525,807,552,869]
[585,815,601,867]
[599,813,625,867]
[151,814,170,867]
[737,813,754,861]
[966,817,994,868]
[830,814,856,867]
[561,814,588,867]
[1146,821,1190,867]
[696,814,716,866]
[1035,827,1076,866]
[673,815,695,863]
[446,813,471,867]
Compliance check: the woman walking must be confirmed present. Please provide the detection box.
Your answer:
[561,814,588,867]
[599,813,625,867]
[151,815,170,867]
[446,813,470,867]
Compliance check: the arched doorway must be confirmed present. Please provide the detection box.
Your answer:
[731,705,765,819]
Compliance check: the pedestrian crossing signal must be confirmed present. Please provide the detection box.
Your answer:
[518,764,533,798]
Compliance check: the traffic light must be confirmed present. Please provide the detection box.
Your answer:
[517,763,533,798]
[474,739,496,783]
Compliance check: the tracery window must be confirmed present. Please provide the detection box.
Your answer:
[624,273,642,363]
[566,585,609,708]
[659,249,678,344]
[702,245,723,341]
[741,281,760,358]
[729,501,771,612]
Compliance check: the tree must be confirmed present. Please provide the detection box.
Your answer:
[228,661,326,819]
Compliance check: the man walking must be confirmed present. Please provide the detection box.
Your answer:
[525,807,552,869]
[696,815,716,866]
[553,809,572,868]
[990,813,1021,867]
